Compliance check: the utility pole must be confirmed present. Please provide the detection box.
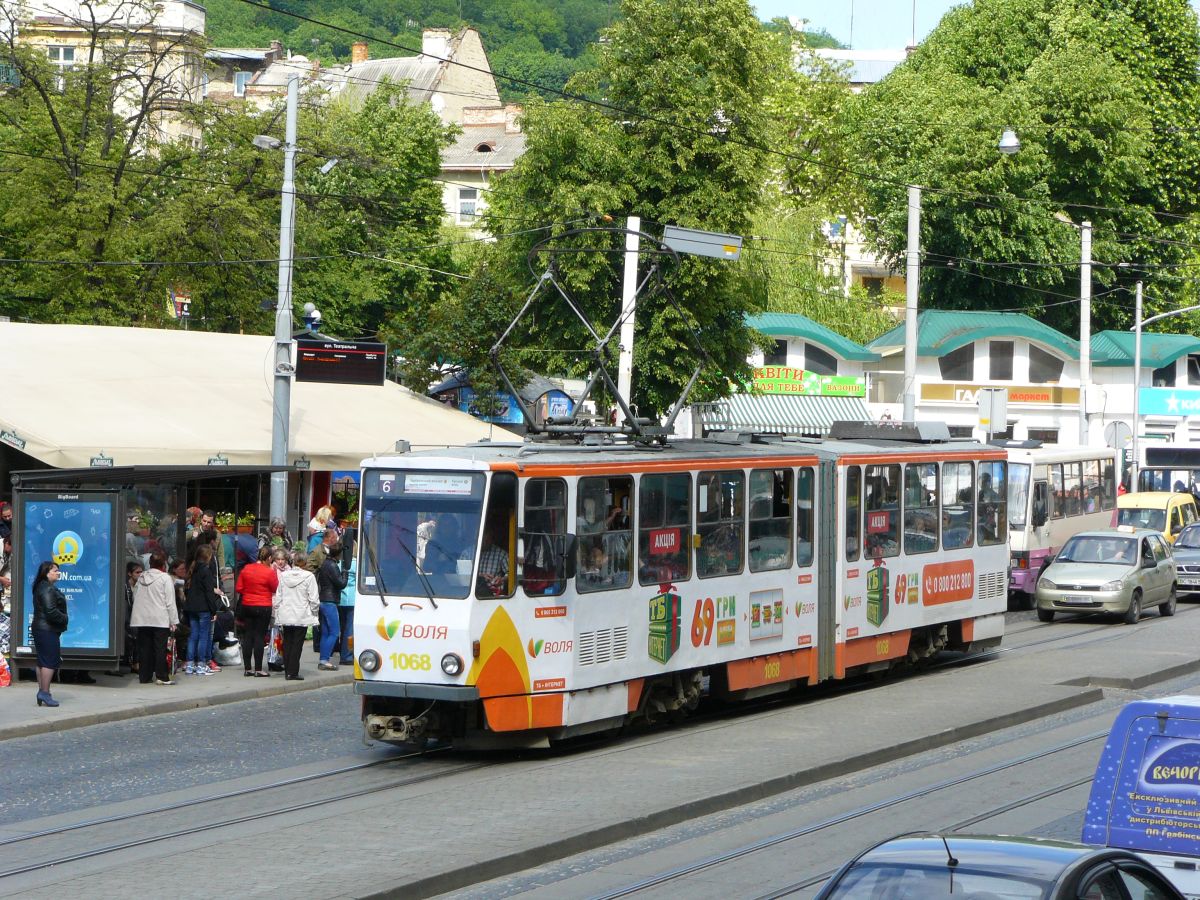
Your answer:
[1079,220,1092,445]
[269,73,298,523]
[902,185,920,422]
[1132,280,1142,491]
[615,215,640,427]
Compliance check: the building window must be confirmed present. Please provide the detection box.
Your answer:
[457,187,478,223]
[938,343,975,381]
[1028,428,1058,444]
[989,341,1014,381]
[1153,362,1176,387]
[1188,355,1200,385]
[861,276,884,297]
[1029,345,1064,384]
[47,45,74,91]
[804,343,838,376]
[763,339,787,367]
[233,71,252,97]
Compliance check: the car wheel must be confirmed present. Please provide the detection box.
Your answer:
[1037,608,1054,623]
[1161,585,1178,617]
[1124,589,1142,625]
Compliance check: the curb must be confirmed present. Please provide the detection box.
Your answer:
[360,685,1106,900]
[0,670,356,741]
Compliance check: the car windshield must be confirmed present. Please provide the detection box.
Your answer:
[824,862,1048,899]
[1176,525,1200,549]
[1057,535,1136,565]
[1116,507,1166,532]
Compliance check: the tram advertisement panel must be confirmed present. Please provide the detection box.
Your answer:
[17,492,118,654]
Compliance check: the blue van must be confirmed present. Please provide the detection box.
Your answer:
[1083,695,1200,899]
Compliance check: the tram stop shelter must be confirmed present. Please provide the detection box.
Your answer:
[7,464,293,673]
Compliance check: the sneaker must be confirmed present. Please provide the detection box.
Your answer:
[195,666,215,676]
[207,661,221,672]
[317,662,338,671]
[184,664,195,675]
[155,679,176,686]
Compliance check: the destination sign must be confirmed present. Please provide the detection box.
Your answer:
[295,338,387,386]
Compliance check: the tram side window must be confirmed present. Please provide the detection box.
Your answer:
[1082,460,1102,513]
[476,472,518,599]
[942,462,974,550]
[638,473,691,586]
[1101,460,1116,510]
[522,478,568,597]
[977,461,1007,546]
[863,464,901,559]
[1049,464,1064,520]
[750,469,793,572]
[576,476,633,592]
[697,470,745,578]
[904,463,938,555]
[796,467,815,567]
[845,465,861,562]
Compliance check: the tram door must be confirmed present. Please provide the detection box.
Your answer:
[816,459,838,680]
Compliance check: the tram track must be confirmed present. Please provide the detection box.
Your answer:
[586,730,1107,900]
[0,752,486,881]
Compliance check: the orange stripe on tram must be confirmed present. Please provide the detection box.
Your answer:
[725,648,815,691]
[841,630,911,669]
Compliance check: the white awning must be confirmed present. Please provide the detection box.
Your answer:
[697,393,873,437]
[0,322,497,469]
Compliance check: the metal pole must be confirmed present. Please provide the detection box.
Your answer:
[902,185,920,422]
[615,215,640,427]
[1078,220,1092,445]
[1132,280,1142,491]
[269,74,298,523]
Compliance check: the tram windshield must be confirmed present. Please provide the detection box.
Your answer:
[1008,463,1030,528]
[358,470,485,600]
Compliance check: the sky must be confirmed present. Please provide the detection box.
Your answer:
[752,0,1200,50]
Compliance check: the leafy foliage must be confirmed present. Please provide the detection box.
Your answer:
[849,0,1200,334]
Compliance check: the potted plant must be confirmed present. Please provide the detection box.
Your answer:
[215,511,235,532]
[236,512,256,534]
[134,509,157,537]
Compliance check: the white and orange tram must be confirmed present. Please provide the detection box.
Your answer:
[351,421,1009,748]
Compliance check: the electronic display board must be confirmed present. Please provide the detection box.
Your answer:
[295,338,387,386]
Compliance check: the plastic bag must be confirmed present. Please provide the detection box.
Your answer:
[266,625,283,666]
[0,655,10,687]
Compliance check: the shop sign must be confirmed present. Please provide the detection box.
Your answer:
[0,429,25,450]
[89,454,114,468]
[921,383,1080,406]
[1139,387,1200,418]
[459,387,524,425]
[751,367,865,397]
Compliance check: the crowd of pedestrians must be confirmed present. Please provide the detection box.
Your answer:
[1,502,356,706]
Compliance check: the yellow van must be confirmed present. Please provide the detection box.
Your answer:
[1115,491,1199,543]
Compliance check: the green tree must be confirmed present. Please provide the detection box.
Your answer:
[849,0,1200,334]
[419,0,797,417]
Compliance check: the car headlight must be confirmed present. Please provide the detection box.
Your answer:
[1102,579,1124,591]
[1039,578,1057,590]
[358,649,381,673]
[441,653,464,676]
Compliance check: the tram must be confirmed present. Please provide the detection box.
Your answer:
[351,421,1009,748]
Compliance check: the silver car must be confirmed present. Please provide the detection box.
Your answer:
[1036,528,1177,623]
[1172,522,1200,596]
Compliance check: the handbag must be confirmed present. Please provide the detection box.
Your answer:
[217,590,231,610]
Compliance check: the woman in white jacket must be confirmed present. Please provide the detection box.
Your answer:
[272,550,319,681]
[130,550,179,685]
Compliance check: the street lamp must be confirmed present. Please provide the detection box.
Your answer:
[997,128,1021,155]
[255,73,299,524]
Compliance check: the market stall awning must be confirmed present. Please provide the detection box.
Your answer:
[0,322,497,470]
[697,394,873,437]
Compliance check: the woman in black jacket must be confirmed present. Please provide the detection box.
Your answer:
[30,560,67,707]
[316,545,348,670]
[183,544,220,675]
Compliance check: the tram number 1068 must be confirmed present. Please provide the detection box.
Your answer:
[389,653,432,671]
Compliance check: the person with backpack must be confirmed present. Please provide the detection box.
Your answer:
[183,544,220,676]
[272,550,318,680]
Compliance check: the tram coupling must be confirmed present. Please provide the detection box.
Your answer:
[365,711,430,744]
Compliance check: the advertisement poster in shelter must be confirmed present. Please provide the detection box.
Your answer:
[19,493,116,653]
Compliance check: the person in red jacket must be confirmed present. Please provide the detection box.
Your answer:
[235,546,279,677]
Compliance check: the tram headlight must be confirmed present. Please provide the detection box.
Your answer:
[441,653,464,676]
[358,650,381,673]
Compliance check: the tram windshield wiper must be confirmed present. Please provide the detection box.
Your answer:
[387,525,439,610]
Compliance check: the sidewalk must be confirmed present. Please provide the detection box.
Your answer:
[0,650,355,741]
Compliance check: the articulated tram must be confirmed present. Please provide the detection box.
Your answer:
[351,422,1009,748]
